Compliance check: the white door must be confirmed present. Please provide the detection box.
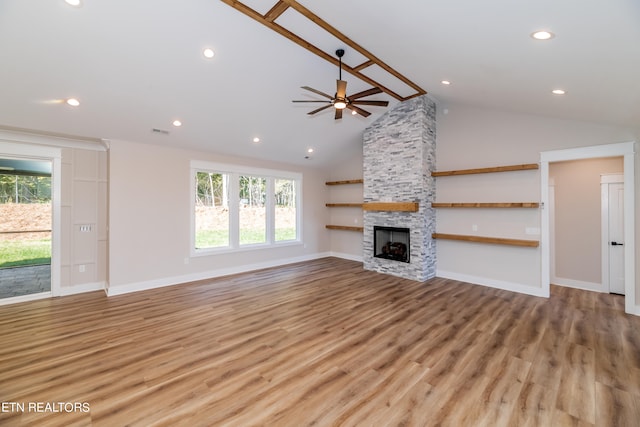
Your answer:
[607,182,625,294]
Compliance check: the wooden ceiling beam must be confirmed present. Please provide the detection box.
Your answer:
[220,0,427,101]
[279,0,427,98]
[353,60,374,72]
[264,1,289,22]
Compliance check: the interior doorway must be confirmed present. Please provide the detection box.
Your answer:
[540,141,636,315]
[0,158,52,299]
[548,158,623,293]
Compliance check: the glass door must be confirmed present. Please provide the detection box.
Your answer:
[0,158,52,299]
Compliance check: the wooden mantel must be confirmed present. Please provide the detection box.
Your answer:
[362,202,419,212]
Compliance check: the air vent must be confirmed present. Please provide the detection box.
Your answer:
[151,128,170,135]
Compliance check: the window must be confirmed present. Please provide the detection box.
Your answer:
[194,171,229,249]
[191,161,301,254]
[239,175,266,245]
[274,178,297,242]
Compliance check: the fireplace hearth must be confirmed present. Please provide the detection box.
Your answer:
[374,226,410,263]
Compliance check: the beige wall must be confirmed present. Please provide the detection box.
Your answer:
[434,103,637,297]
[326,150,364,260]
[60,147,108,290]
[550,158,623,290]
[108,139,330,291]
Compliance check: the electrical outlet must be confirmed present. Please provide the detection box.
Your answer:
[79,265,85,273]
[472,224,478,232]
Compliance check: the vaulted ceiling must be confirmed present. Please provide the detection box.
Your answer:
[1,0,638,167]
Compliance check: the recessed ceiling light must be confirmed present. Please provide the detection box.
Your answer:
[203,48,215,59]
[65,0,82,7]
[351,110,357,115]
[172,120,182,127]
[66,98,80,107]
[531,30,555,40]
[253,137,260,143]
[441,80,451,85]
[552,89,566,95]
[307,148,314,153]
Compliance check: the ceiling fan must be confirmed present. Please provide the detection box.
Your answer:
[292,49,389,120]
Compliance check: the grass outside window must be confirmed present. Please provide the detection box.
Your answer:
[0,239,51,268]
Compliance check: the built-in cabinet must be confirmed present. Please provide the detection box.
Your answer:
[432,163,540,247]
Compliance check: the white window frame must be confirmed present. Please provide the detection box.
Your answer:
[190,160,302,257]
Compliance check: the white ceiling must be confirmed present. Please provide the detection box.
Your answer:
[1,0,638,167]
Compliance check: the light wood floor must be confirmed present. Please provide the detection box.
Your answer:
[1,257,639,426]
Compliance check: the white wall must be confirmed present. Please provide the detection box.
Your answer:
[107,139,330,294]
[435,104,637,298]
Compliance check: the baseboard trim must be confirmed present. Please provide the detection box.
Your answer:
[436,269,549,298]
[551,276,605,293]
[106,252,333,297]
[329,251,363,262]
[58,281,105,296]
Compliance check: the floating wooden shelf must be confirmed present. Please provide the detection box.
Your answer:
[431,163,539,177]
[325,203,363,208]
[362,202,419,212]
[325,179,363,185]
[326,225,364,232]
[432,202,540,208]
[432,233,539,247]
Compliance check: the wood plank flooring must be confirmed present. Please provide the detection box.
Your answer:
[1,257,639,426]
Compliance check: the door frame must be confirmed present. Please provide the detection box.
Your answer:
[601,174,624,294]
[0,142,61,302]
[540,141,636,314]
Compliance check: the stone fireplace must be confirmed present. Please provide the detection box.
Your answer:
[363,95,436,281]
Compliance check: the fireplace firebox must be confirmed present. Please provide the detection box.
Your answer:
[373,226,410,263]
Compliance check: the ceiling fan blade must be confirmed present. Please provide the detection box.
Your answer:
[301,86,333,99]
[351,100,389,107]
[346,104,371,117]
[336,80,347,99]
[335,108,343,120]
[308,104,334,115]
[292,100,332,103]
[348,87,382,100]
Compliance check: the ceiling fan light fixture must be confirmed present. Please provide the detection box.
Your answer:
[334,99,347,109]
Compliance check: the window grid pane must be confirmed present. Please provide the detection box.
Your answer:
[195,172,229,248]
[275,178,297,241]
[239,175,266,245]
